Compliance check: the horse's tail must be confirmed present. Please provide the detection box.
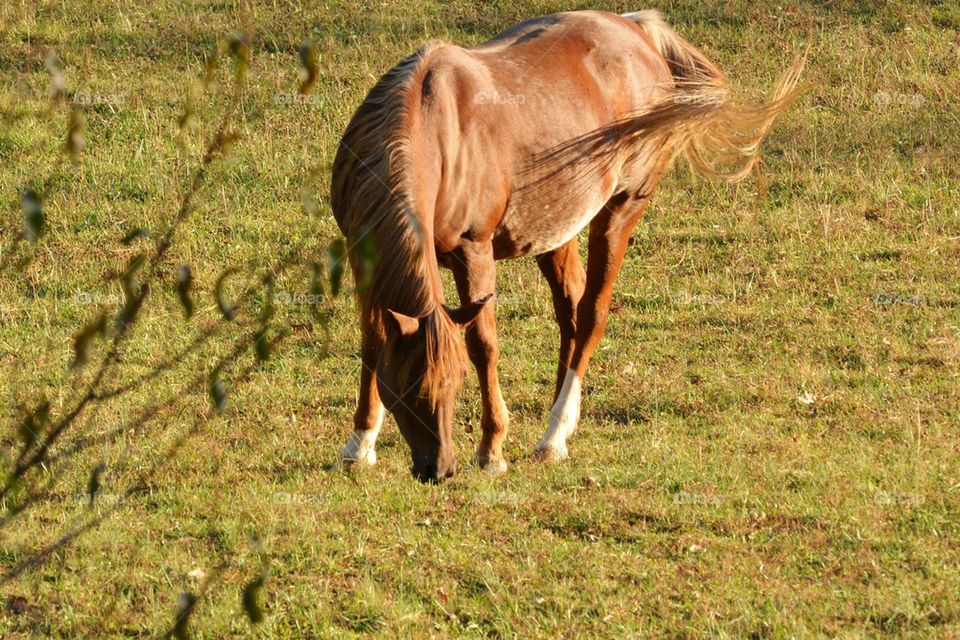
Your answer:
[621,10,807,181]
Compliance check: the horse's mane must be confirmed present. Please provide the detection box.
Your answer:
[331,42,466,408]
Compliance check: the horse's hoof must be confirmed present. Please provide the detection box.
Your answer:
[476,454,508,475]
[533,443,568,463]
[341,429,379,470]
[341,448,377,470]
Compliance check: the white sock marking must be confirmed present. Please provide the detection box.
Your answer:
[341,403,383,466]
[536,369,582,456]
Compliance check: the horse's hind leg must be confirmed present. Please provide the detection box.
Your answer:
[534,189,654,462]
[535,238,586,401]
[450,241,509,473]
[341,315,384,467]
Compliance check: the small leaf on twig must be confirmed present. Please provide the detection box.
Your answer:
[202,47,220,89]
[302,192,320,217]
[214,268,238,321]
[253,328,270,363]
[87,463,105,507]
[17,401,50,451]
[114,286,147,335]
[71,311,108,370]
[209,370,227,413]
[173,593,196,640]
[65,108,85,158]
[203,130,240,164]
[242,576,264,624]
[298,41,319,94]
[176,265,194,320]
[260,275,275,322]
[21,188,44,244]
[121,227,150,245]
[115,254,147,334]
[228,31,250,85]
[45,50,65,102]
[121,254,146,300]
[309,261,325,305]
[254,276,274,363]
[178,89,197,130]
[243,532,268,625]
[326,239,346,298]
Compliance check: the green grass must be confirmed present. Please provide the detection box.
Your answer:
[1,0,958,637]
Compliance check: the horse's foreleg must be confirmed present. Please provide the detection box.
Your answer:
[535,238,586,401]
[451,241,509,474]
[534,192,650,462]
[341,320,384,467]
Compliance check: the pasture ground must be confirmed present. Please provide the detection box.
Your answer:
[1,0,958,637]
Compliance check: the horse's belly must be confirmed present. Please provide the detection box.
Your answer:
[491,192,606,259]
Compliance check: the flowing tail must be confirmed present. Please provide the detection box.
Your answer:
[617,10,807,181]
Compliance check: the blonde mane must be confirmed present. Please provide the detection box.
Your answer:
[331,42,467,407]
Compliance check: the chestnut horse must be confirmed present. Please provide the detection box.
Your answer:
[332,10,804,482]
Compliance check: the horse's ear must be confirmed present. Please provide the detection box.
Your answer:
[445,293,493,327]
[384,309,421,337]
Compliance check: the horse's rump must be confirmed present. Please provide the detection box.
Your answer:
[523,11,807,199]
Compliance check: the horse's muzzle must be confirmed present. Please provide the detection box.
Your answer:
[412,457,457,483]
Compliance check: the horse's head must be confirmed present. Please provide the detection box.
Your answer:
[377,296,490,483]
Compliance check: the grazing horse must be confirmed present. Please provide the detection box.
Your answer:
[332,10,804,482]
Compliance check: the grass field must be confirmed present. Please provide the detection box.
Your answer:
[1,0,959,637]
